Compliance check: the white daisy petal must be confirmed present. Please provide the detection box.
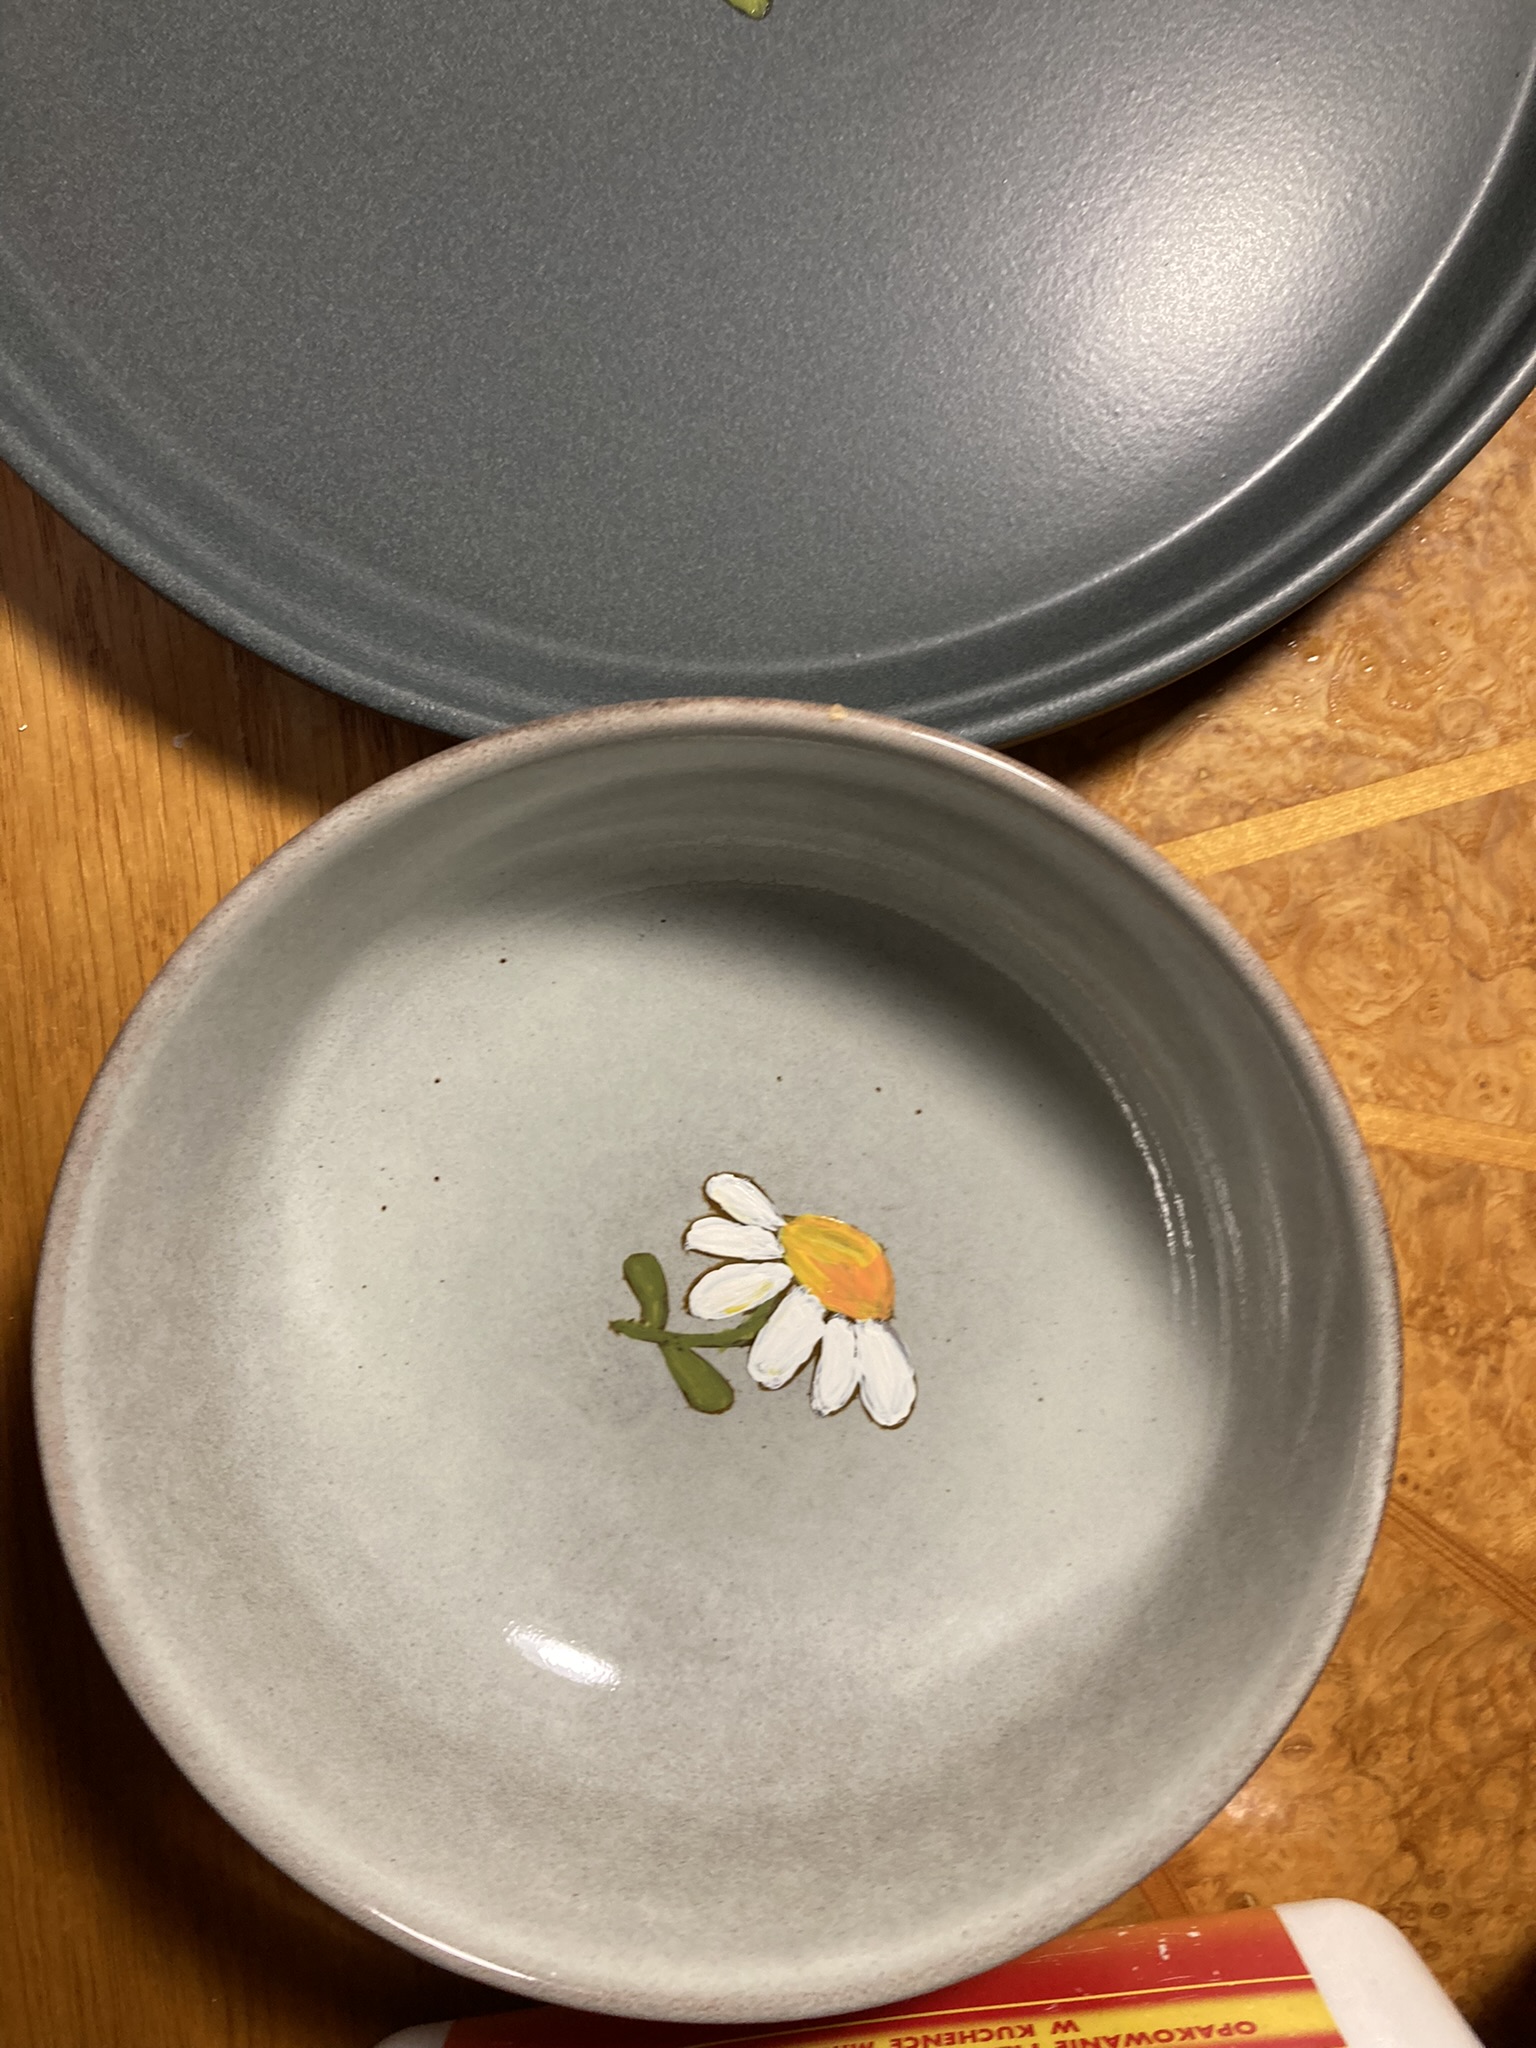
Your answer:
[686,1260,793,1320]
[810,1315,860,1414]
[703,1173,784,1230]
[747,1285,828,1390]
[856,1321,916,1428]
[683,1216,782,1262]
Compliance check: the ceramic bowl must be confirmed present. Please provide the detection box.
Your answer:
[34,701,1398,2023]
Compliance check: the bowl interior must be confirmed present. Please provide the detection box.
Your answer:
[38,715,1395,2021]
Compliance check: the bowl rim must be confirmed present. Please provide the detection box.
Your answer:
[32,697,1401,2021]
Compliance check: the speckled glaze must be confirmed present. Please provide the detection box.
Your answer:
[32,702,1399,2022]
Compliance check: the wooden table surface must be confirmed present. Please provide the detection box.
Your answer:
[5,405,1536,2046]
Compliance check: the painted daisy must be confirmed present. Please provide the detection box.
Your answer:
[682,1173,916,1427]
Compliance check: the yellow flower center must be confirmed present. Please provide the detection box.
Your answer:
[779,1214,895,1322]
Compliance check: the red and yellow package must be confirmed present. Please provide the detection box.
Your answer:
[434,1910,1344,2048]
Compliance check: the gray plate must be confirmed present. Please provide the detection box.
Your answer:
[1,1,1535,738]
[34,705,1399,2020]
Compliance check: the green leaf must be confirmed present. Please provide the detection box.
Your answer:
[622,1252,669,1329]
[725,0,771,16]
[661,1340,735,1413]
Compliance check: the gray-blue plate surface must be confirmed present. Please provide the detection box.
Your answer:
[1,0,1534,737]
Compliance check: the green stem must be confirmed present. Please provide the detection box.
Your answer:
[609,1291,784,1351]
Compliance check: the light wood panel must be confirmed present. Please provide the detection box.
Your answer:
[5,395,1536,2046]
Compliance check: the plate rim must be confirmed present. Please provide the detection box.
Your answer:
[3,327,1535,744]
[2,52,1536,740]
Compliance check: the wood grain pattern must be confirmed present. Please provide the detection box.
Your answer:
[1194,790,1536,1131]
[1355,1104,1536,1174]
[1157,735,1536,878]
[1022,395,1536,843]
[1372,1148,1536,1596]
[5,391,1536,2044]
[1163,1537,1536,2018]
